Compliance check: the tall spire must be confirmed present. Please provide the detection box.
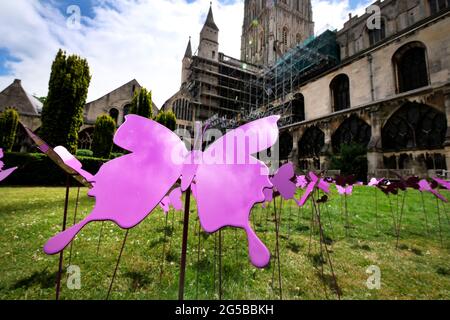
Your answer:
[184,36,192,58]
[204,2,219,31]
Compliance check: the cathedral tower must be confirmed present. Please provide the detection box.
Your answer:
[241,0,314,66]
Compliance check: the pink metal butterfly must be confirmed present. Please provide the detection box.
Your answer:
[0,148,17,182]
[270,162,296,200]
[43,115,280,268]
[296,172,330,207]
[159,187,183,214]
[419,179,447,202]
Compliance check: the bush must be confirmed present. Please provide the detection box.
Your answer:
[0,108,19,152]
[92,114,116,159]
[1,152,107,186]
[155,111,177,131]
[330,143,368,182]
[76,149,93,157]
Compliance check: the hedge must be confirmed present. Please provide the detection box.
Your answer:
[1,152,107,186]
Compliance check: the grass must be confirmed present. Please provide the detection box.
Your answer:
[0,186,449,300]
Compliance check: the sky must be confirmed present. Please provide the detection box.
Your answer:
[0,0,373,107]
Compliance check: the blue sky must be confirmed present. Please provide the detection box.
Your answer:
[0,0,372,106]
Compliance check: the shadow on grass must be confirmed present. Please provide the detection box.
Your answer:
[12,268,57,290]
[123,271,152,291]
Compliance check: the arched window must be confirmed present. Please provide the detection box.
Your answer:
[122,104,131,123]
[279,131,293,160]
[429,0,449,15]
[330,74,351,112]
[296,33,302,44]
[282,27,289,47]
[109,108,119,124]
[382,102,447,151]
[292,93,305,122]
[298,126,325,158]
[368,19,386,46]
[393,42,429,93]
[332,115,371,153]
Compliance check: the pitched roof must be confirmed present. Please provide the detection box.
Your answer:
[204,6,219,31]
[0,79,42,115]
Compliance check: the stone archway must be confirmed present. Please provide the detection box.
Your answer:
[78,127,94,150]
[279,131,293,161]
[298,126,324,170]
[332,115,371,153]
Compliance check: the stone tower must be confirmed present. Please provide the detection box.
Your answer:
[241,0,314,66]
[198,4,219,61]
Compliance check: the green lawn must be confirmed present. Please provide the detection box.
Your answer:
[0,186,449,300]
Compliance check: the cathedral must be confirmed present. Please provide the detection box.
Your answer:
[163,0,450,179]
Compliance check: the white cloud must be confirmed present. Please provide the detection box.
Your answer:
[0,0,372,107]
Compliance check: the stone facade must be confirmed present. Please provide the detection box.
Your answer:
[241,0,314,66]
[166,0,450,178]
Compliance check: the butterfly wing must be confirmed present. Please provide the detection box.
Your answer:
[0,167,17,182]
[271,163,296,200]
[44,115,188,254]
[54,146,94,183]
[195,116,279,268]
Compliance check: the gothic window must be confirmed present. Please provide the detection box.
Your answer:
[296,0,300,11]
[173,99,192,121]
[382,102,447,151]
[332,115,371,153]
[282,27,289,47]
[330,74,351,112]
[368,19,386,46]
[109,108,119,124]
[296,33,302,44]
[279,131,293,160]
[292,93,305,122]
[298,126,325,158]
[429,0,449,14]
[393,42,429,93]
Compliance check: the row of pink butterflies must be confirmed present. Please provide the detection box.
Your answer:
[12,115,450,269]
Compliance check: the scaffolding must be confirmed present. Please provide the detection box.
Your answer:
[186,30,340,131]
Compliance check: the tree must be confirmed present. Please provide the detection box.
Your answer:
[130,88,153,118]
[91,114,116,159]
[0,108,19,152]
[330,143,368,182]
[40,49,91,153]
[155,111,177,131]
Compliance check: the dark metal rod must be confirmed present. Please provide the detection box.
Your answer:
[55,174,71,301]
[178,187,191,301]
[106,229,129,300]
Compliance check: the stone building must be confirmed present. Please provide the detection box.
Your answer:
[241,0,314,66]
[0,78,157,151]
[164,0,450,178]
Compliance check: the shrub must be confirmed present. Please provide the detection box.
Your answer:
[92,114,116,159]
[76,149,93,157]
[130,88,153,118]
[330,143,368,182]
[40,49,91,153]
[0,108,19,152]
